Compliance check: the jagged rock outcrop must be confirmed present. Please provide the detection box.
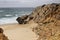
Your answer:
[0,28,9,40]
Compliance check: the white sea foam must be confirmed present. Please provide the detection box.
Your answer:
[5,14,13,17]
[0,13,30,25]
[0,8,33,25]
[0,17,18,25]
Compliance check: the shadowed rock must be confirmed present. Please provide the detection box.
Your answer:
[16,15,29,24]
[32,3,60,40]
[16,15,34,24]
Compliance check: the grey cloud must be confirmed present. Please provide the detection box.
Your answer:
[0,0,60,7]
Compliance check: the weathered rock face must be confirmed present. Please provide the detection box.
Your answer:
[16,15,28,24]
[16,3,60,40]
[32,3,60,40]
[33,22,60,40]
[31,3,60,24]
[0,28,8,40]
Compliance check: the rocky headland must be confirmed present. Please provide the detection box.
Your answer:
[16,3,60,40]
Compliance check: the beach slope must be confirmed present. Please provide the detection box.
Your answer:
[0,23,38,40]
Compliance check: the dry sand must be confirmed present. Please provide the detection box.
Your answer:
[0,23,38,40]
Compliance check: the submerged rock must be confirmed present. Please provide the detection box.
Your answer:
[0,28,9,40]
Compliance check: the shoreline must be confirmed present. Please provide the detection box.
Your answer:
[0,23,18,26]
[0,23,38,40]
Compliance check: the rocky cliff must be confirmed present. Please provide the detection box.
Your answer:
[32,3,60,40]
[16,3,60,40]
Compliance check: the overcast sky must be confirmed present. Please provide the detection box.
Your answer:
[0,0,60,7]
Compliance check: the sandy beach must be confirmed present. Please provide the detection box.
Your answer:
[0,23,38,40]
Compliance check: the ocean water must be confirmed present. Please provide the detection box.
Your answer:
[0,8,34,25]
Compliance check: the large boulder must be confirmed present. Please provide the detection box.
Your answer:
[16,15,34,24]
[0,28,9,40]
[16,15,28,24]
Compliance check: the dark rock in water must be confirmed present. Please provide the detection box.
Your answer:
[16,17,24,24]
[0,28,9,40]
[20,15,28,20]
[16,14,35,24]
[16,15,29,24]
